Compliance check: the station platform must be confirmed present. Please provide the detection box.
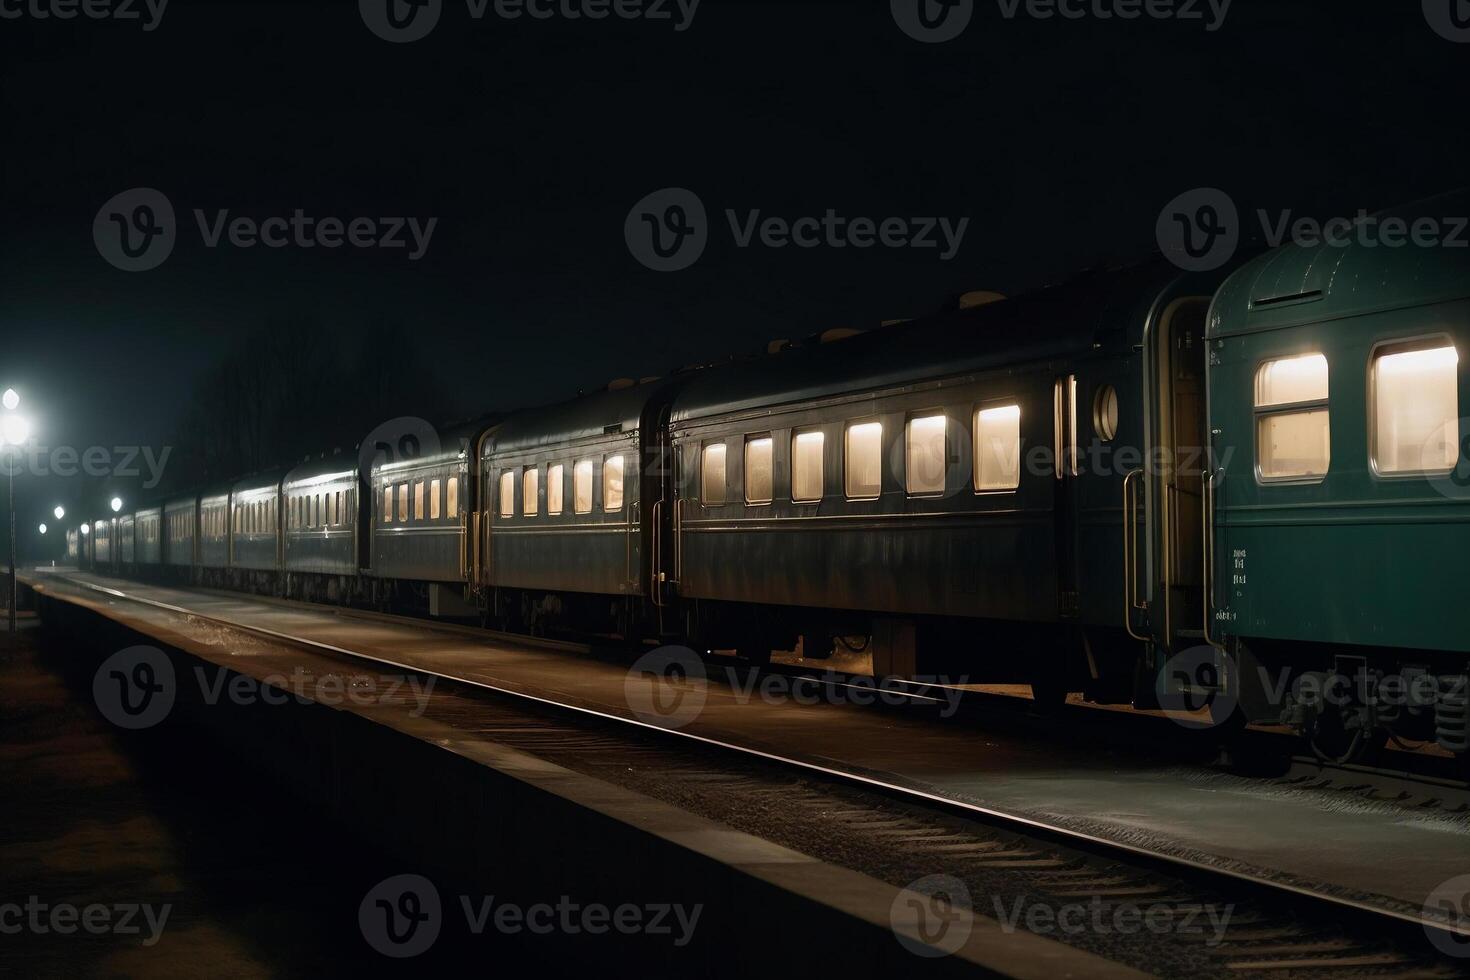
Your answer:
[20,569,1145,977]
[25,570,1470,930]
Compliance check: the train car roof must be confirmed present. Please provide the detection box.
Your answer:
[231,467,291,495]
[1210,190,1470,341]
[284,452,358,488]
[373,414,502,479]
[484,378,683,456]
[671,260,1218,426]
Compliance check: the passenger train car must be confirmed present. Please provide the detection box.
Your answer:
[75,196,1470,763]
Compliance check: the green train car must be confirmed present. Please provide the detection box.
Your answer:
[1197,194,1469,759]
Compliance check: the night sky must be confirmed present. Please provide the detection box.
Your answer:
[1,0,1466,549]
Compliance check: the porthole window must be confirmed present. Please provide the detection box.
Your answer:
[1093,385,1119,442]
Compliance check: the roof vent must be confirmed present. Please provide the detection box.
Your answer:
[959,290,1007,310]
[607,378,636,391]
[819,328,863,344]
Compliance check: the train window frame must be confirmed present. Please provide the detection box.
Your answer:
[383,484,393,523]
[844,420,883,500]
[603,454,625,513]
[447,476,459,519]
[905,413,948,497]
[399,482,411,522]
[791,430,824,504]
[523,467,539,517]
[499,470,515,519]
[1368,336,1461,479]
[974,402,1023,493]
[744,435,774,506]
[701,442,727,507]
[1253,352,1332,485]
[547,464,564,516]
[430,478,442,520]
[1093,384,1119,442]
[574,459,594,515]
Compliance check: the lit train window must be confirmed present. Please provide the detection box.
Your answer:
[499,471,514,519]
[431,479,442,519]
[791,431,823,503]
[906,415,947,495]
[1094,385,1119,442]
[415,480,426,521]
[447,477,459,519]
[326,493,335,526]
[547,465,563,515]
[604,455,625,512]
[523,468,539,517]
[1372,342,1460,475]
[845,422,882,499]
[384,484,393,523]
[702,443,727,506]
[744,437,773,505]
[975,405,1022,491]
[574,460,593,514]
[1255,353,1330,482]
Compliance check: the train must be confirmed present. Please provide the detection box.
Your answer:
[71,194,1470,765]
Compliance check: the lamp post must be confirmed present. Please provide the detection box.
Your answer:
[1,387,31,634]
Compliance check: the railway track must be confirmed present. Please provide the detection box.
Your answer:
[31,572,1470,975]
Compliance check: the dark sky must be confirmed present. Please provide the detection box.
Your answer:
[1,0,1466,543]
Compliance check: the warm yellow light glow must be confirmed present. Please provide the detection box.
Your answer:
[979,405,1021,421]
[976,404,1023,491]
[906,415,947,495]
[792,431,824,503]
[1377,344,1459,376]
[1256,353,1329,407]
[1374,343,1461,474]
[0,413,30,446]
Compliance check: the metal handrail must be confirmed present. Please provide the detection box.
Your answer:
[1122,468,1150,642]
[650,499,664,608]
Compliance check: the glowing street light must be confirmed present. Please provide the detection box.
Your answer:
[1,389,17,411]
[53,506,64,521]
[0,413,28,448]
[38,524,46,535]
[2,387,30,634]
[110,497,123,513]
[81,523,90,535]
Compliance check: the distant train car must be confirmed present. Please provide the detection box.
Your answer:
[197,485,232,583]
[230,469,287,592]
[118,513,136,574]
[163,496,197,581]
[283,453,362,601]
[371,419,492,614]
[1204,193,1470,754]
[65,527,79,565]
[135,506,162,570]
[92,516,115,574]
[477,379,683,636]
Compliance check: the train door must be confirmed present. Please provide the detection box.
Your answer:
[1147,296,1212,650]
